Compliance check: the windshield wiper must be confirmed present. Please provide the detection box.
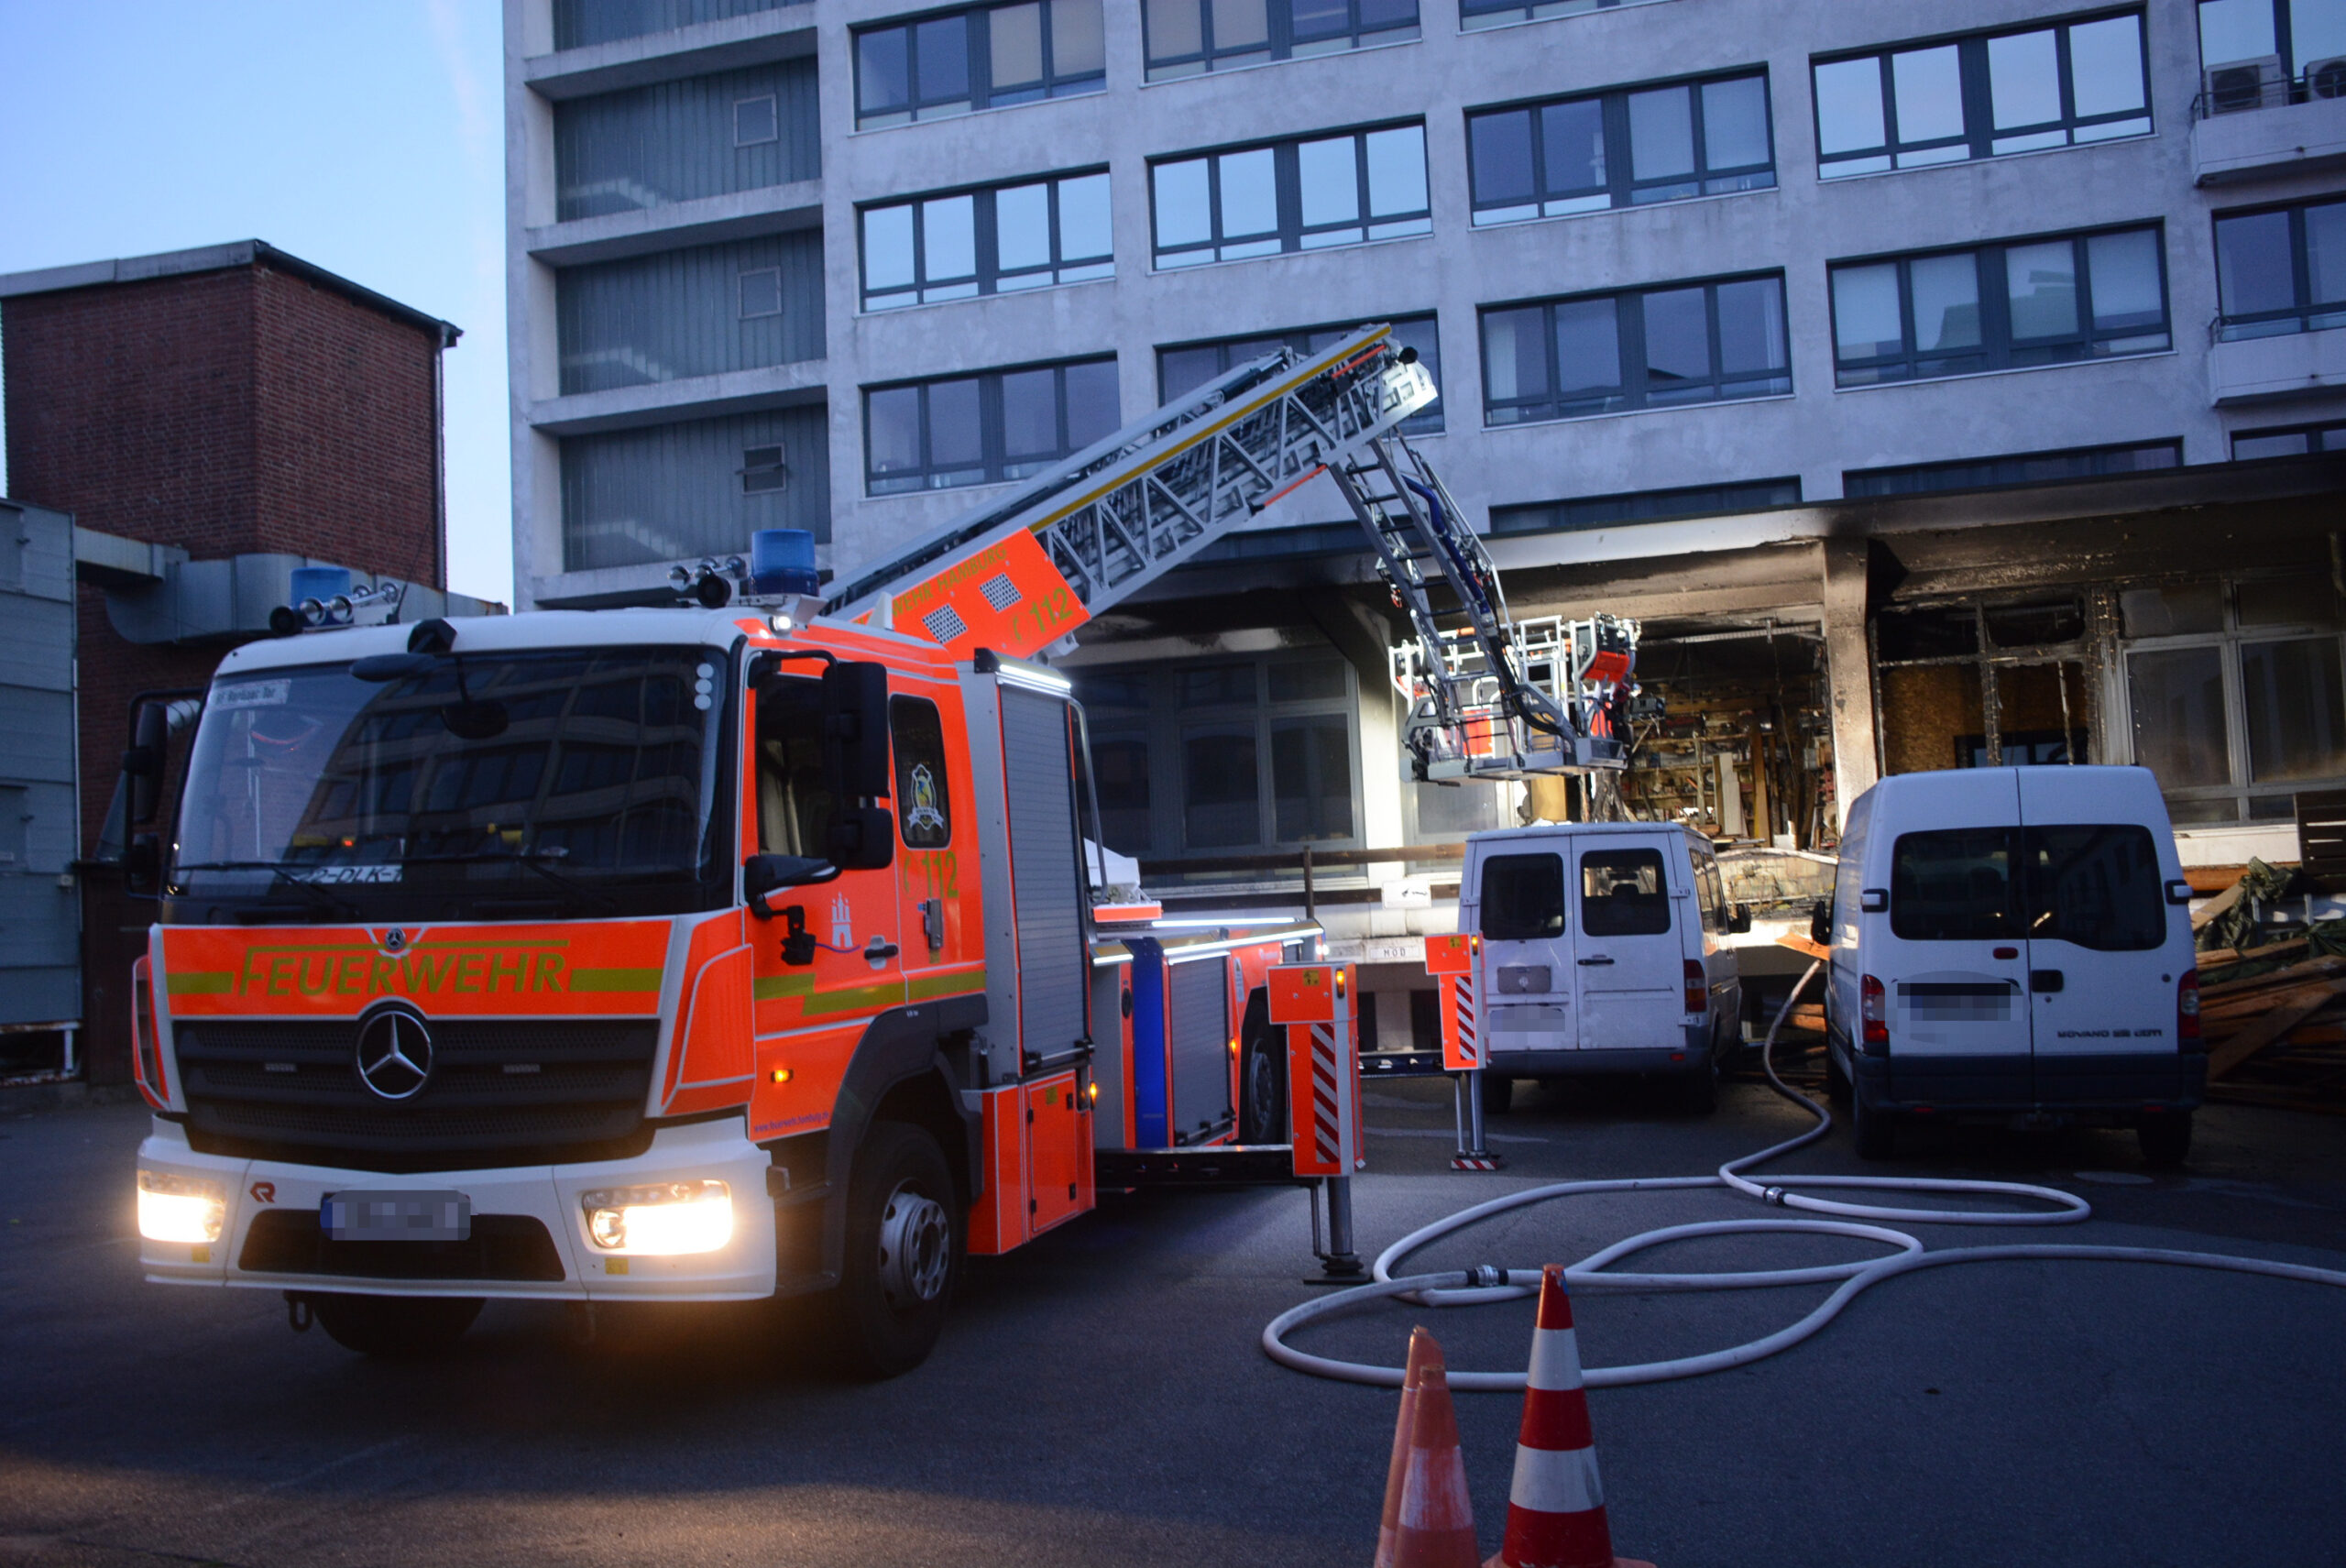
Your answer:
[400,850,621,916]
[174,860,359,920]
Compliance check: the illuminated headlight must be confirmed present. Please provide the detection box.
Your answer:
[137,1170,225,1244]
[580,1179,732,1255]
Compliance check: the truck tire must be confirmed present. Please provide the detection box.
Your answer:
[828,1120,962,1380]
[2138,1110,2193,1168]
[1850,1083,1895,1160]
[1479,1071,1513,1117]
[1238,997,1286,1144]
[310,1293,482,1358]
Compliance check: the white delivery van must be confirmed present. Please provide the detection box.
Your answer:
[1823,764,2203,1165]
[1461,822,1746,1113]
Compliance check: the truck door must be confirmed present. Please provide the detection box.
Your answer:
[2016,768,2179,1102]
[1573,836,1681,1051]
[1474,843,1573,1061]
[889,685,981,1012]
[1876,772,2029,1104]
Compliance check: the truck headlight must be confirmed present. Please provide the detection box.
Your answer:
[137,1170,225,1244]
[580,1179,731,1255]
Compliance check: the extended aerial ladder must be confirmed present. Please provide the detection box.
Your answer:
[674,323,1639,778]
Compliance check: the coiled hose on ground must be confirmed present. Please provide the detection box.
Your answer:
[1262,960,2346,1390]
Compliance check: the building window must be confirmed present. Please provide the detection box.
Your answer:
[1158,314,1442,433]
[1462,0,1667,29]
[1142,0,1419,81]
[1480,273,1789,426]
[864,357,1119,495]
[861,170,1112,311]
[554,60,818,221]
[1490,477,1799,535]
[2232,419,2346,456]
[1829,224,2168,388]
[1846,440,2179,497]
[2198,0,2346,112]
[1467,71,1773,225]
[554,0,796,50]
[1075,653,1361,856]
[854,0,1105,128]
[2214,196,2346,340]
[1151,122,1430,269]
[557,232,823,394]
[2121,575,2346,822]
[1813,8,2150,179]
[739,267,782,318]
[740,445,790,494]
[733,94,779,146]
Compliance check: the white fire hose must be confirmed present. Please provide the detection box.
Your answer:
[1263,960,2346,1390]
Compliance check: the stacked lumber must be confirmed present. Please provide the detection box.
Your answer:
[2196,952,2346,1115]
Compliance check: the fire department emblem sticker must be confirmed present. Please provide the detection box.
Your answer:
[905,763,947,841]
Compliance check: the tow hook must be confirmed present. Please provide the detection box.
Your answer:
[284,1292,313,1333]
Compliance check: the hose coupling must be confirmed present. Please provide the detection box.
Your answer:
[1762,1186,1788,1206]
[1464,1265,1506,1288]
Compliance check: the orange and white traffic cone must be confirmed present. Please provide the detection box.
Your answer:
[1378,1327,1480,1568]
[1374,1328,1436,1568]
[1485,1266,1655,1568]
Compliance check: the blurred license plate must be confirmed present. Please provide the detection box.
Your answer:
[322,1190,471,1241]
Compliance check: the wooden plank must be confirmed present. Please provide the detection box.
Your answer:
[2199,953,2346,1000]
[2190,881,2245,932]
[1775,934,1830,961]
[2204,981,2346,1023]
[2206,980,2346,1080]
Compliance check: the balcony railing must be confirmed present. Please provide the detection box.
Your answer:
[2195,60,2346,119]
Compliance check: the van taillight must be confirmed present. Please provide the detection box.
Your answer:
[2178,970,2201,1047]
[1683,959,1707,1015]
[1860,973,1889,1050]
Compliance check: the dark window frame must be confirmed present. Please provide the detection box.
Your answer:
[853,0,1107,129]
[1812,6,2152,179]
[862,356,1119,496]
[2231,418,2346,457]
[1845,439,2181,497]
[1466,68,1776,225]
[1156,313,1442,433]
[1461,0,1661,28]
[859,167,1113,312]
[889,696,954,848]
[2196,0,2346,109]
[1143,0,1421,80]
[1148,120,1431,269]
[1478,271,1792,427]
[1828,223,2172,389]
[1489,477,1801,535]
[2213,194,2346,339]
[1479,851,1566,939]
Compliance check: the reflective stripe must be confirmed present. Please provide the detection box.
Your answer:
[1508,1443,1605,1516]
[1526,1325,1584,1392]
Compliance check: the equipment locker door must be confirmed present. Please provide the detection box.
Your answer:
[1474,845,1573,1060]
[1166,954,1233,1144]
[2016,768,2180,1101]
[1573,836,1682,1050]
[999,686,1090,1069]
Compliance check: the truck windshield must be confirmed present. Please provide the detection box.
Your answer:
[171,646,729,917]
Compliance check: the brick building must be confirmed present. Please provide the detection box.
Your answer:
[0,240,466,1083]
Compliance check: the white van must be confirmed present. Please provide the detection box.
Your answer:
[1461,822,1746,1113]
[1823,765,2203,1165]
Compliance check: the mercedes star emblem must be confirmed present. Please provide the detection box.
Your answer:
[355,1010,433,1102]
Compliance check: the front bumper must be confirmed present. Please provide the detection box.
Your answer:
[136,1115,778,1301]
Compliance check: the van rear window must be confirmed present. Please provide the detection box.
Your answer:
[1891,829,2019,940]
[1481,853,1564,939]
[1582,848,1671,937]
[1891,825,2166,949]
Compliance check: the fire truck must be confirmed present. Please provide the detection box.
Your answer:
[122,325,1638,1373]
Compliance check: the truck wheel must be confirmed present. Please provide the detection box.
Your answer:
[1238,1000,1286,1144]
[829,1120,961,1380]
[1850,1084,1895,1159]
[2138,1110,2193,1168]
[1479,1071,1513,1116]
[310,1293,482,1358]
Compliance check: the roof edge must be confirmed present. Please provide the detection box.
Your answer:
[0,239,460,347]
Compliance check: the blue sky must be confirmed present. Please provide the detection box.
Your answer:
[0,1,513,603]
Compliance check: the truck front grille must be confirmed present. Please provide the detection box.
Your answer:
[174,1018,662,1173]
[239,1210,567,1282]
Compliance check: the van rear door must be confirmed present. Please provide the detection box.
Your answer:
[1573,835,1682,1051]
[2016,768,2185,1101]
[1474,841,1573,1059]
[1879,772,2032,1103]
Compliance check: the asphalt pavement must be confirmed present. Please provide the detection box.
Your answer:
[4,1073,2343,1568]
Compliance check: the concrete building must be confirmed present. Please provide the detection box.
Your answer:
[504,0,2346,1012]
[0,499,81,1080]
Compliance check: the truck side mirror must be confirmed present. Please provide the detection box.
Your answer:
[826,805,895,872]
[124,834,162,898]
[742,852,839,919]
[821,662,893,802]
[124,700,170,827]
[1810,898,1833,945]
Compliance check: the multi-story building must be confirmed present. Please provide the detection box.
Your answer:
[505,0,2346,1016]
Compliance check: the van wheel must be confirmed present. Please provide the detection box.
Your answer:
[2138,1111,2193,1168]
[310,1293,481,1358]
[1850,1086,1895,1159]
[827,1120,962,1380]
[1479,1072,1513,1116]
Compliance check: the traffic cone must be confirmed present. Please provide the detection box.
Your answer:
[1382,1329,1479,1568]
[1485,1266,1655,1568]
[1374,1328,1435,1567]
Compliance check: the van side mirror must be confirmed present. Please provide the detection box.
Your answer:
[742,852,838,919]
[2165,879,2195,906]
[1859,888,1888,913]
[821,662,893,801]
[124,700,171,827]
[826,805,895,872]
[1727,903,1753,934]
[1810,899,1833,945]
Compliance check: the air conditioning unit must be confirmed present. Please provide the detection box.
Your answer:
[2206,55,2286,113]
[2308,56,2346,99]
